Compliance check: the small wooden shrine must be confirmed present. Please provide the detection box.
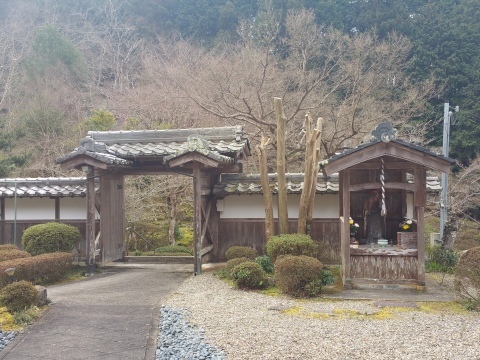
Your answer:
[321,123,455,289]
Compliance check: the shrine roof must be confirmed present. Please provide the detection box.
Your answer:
[322,123,456,175]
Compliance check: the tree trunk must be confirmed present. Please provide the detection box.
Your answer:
[257,135,275,241]
[274,97,289,234]
[298,114,323,234]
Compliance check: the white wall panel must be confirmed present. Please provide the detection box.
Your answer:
[219,194,339,219]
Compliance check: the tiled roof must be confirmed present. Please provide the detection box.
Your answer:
[0,178,98,198]
[213,173,441,196]
[57,126,250,168]
[213,173,340,196]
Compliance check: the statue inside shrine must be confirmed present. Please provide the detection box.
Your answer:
[363,190,384,244]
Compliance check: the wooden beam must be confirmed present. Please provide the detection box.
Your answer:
[59,156,109,171]
[200,244,214,256]
[0,198,4,244]
[414,166,427,207]
[200,199,212,245]
[193,162,202,275]
[416,206,425,287]
[349,161,414,170]
[86,168,96,274]
[341,169,351,289]
[168,153,220,168]
[349,182,414,192]
[55,198,60,220]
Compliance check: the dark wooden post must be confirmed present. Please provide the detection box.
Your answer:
[55,198,60,220]
[193,163,202,275]
[341,169,351,289]
[86,168,96,275]
[414,166,427,288]
[0,198,4,244]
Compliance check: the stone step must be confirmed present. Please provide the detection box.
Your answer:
[123,256,194,264]
[351,279,419,291]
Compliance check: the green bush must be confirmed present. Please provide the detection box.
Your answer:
[0,280,39,313]
[455,246,480,310]
[0,252,73,287]
[274,255,325,297]
[216,257,250,279]
[230,261,267,290]
[224,246,258,261]
[266,234,315,263]
[427,246,458,274]
[21,222,80,256]
[0,249,31,263]
[255,255,274,274]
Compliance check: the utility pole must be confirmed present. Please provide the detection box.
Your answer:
[440,102,458,241]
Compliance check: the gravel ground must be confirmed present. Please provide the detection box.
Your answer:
[162,273,480,360]
[0,332,17,351]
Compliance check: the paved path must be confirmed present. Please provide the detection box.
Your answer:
[0,263,192,360]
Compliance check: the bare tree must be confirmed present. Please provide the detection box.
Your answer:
[152,9,435,170]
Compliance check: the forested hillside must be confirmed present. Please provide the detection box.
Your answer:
[0,0,479,220]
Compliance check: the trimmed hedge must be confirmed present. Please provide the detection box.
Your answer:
[0,280,39,313]
[225,246,258,261]
[0,252,73,288]
[266,234,315,263]
[0,244,20,252]
[230,261,267,290]
[0,249,31,263]
[274,255,324,297]
[21,222,80,256]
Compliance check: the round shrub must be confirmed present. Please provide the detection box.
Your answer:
[224,257,250,276]
[266,234,315,263]
[274,255,324,297]
[224,246,258,261]
[21,222,80,256]
[230,261,268,290]
[255,255,274,274]
[455,246,480,309]
[0,280,39,313]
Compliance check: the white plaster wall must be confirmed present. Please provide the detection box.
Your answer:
[219,194,339,219]
[4,197,99,220]
[60,197,100,219]
[4,198,55,220]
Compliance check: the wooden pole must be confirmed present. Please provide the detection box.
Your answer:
[86,168,96,275]
[193,163,202,275]
[274,97,289,234]
[341,169,352,289]
[256,135,274,241]
[298,114,323,234]
[0,198,4,244]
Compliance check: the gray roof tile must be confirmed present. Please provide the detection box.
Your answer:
[213,173,441,197]
[57,126,250,168]
[0,178,98,198]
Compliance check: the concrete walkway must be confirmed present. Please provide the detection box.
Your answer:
[0,263,192,360]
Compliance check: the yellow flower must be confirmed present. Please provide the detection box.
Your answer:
[402,224,409,230]
[349,218,354,225]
